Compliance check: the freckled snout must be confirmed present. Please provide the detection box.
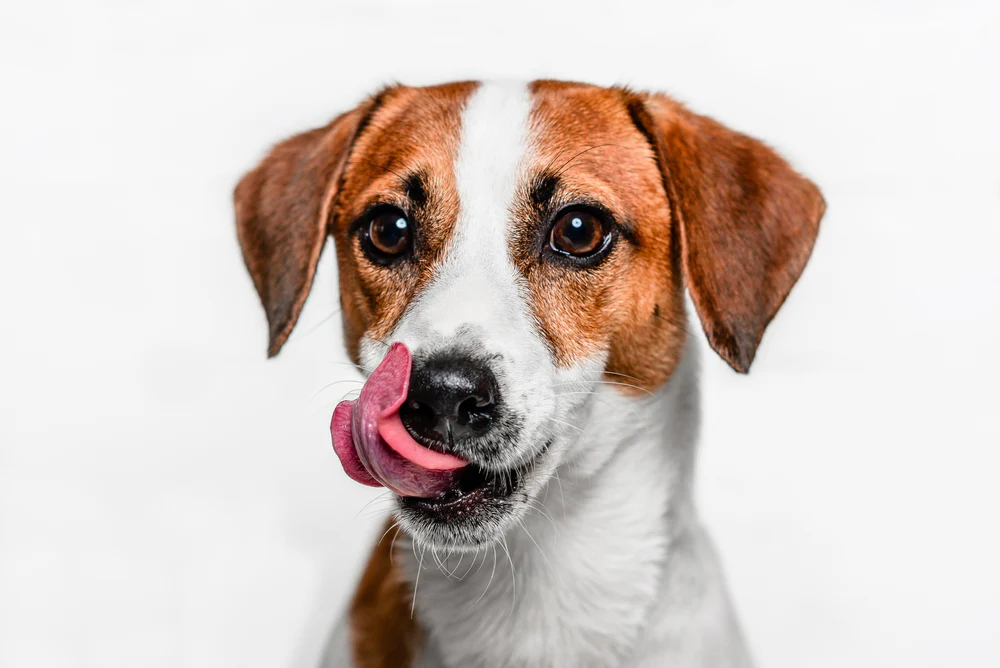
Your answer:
[400,355,500,448]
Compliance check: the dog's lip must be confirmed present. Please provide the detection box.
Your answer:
[405,474,491,508]
[401,438,552,511]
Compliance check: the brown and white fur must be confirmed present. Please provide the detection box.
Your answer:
[235,80,824,668]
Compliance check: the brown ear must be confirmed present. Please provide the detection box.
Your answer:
[234,103,372,357]
[631,93,825,373]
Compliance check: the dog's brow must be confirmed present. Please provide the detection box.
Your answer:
[529,172,560,207]
[406,171,427,206]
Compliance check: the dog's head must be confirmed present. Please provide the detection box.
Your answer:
[235,81,823,548]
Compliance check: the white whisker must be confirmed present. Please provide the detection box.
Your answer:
[543,416,584,434]
[389,524,405,567]
[377,521,401,547]
[518,518,554,577]
[410,544,426,619]
[500,533,517,617]
[471,544,498,609]
[326,360,367,373]
[308,378,364,403]
[602,370,642,382]
[458,546,481,580]
[354,491,393,520]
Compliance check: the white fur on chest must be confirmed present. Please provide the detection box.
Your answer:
[409,420,671,667]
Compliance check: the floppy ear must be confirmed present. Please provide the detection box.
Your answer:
[630,93,825,373]
[234,104,371,357]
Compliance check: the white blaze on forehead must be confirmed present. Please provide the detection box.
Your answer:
[412,81,536,339]
[453,80,533,248]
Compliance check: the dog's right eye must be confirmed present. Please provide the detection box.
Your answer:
[361,207,412,263]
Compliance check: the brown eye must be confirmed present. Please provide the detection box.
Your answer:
[549,210,607,258]
[365,208,412,259]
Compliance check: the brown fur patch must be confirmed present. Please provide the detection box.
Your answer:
[234,102,375,357]
[329,82,478,363]
[518,81,689,391]
[349,521,418,668]
[632,92,825,372]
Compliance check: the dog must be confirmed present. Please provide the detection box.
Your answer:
[234,80,824,667]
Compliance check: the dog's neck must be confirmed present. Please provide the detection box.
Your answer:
[400,340,750,668]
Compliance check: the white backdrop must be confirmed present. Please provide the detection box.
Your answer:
[3,1,999,666]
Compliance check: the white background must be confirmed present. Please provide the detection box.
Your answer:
[3,1,999,666]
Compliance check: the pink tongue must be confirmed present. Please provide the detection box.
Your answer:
[330,343,467,498]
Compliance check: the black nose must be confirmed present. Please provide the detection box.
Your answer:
[399,356,499,447]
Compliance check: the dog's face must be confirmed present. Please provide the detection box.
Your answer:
[235,80,824,549]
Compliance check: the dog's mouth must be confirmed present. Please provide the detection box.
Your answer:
[399,459,519,513]
[399,437,549,521]
[330,343,548,529]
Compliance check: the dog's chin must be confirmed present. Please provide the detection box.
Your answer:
[393,439,553,551]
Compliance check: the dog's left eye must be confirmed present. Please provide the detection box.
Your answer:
[548,209,610,259]
[362,207,412,262]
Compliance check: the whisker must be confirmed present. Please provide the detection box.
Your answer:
[377,521,402,547]
[553,143,626,178]
[541,147,568,175]
[543,416,584,434]
[472,542,491,577]
[444,549,465,579]
[347,158,416,193]
[359,505,395,520]
[354,491,394,520]
[471,545,498,609]
[327,360,367,373]
[283,308,342,347]
[552,391,620,413]
[525,500,560,533]
[591,380,655,396]
[602,370,642,382]
[500,534,517,617]
[459,546,481,580]
[309,378,364,403]
[410,544,425,618]
[358,499,397,513]
[389,523,406,567]
[430,546,449,576]
[411,529,421,562]
[518,519,555,577]
[553,380,655,396]
[307,389,362,420]
[552,469,568,515]
[367,337,391,350]
[553,390,618,402]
